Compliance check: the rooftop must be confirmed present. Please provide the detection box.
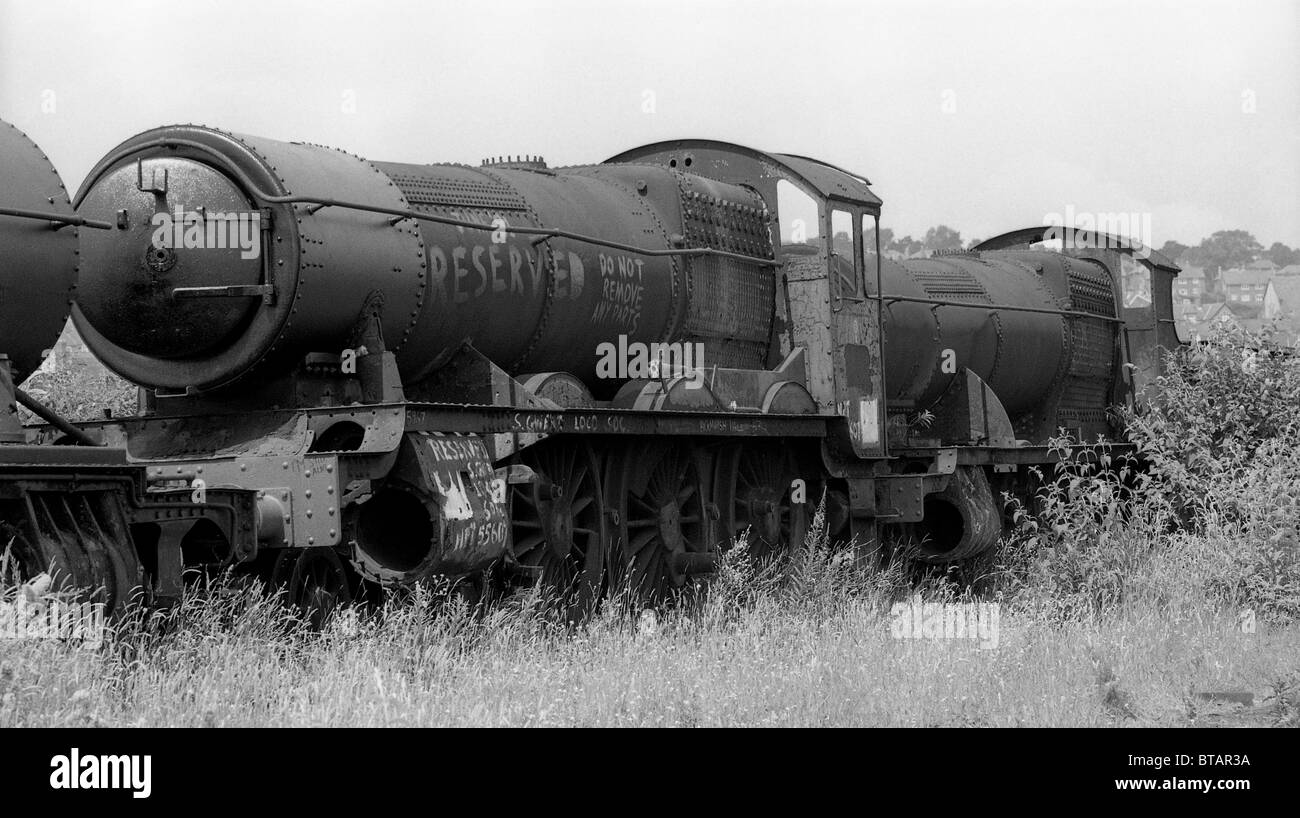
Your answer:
[1270,276,1300,320]
[1221,267,1274,286]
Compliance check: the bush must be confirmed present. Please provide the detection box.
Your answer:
[1125,324,1300,528]
[1000,324,1300,624]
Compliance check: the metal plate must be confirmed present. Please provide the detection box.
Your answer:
[0,120,78,379]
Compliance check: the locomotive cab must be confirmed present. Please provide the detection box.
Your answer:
[973,227,1183,402]
[606,141,891,459]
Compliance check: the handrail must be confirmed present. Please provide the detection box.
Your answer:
[878,293,1123,323]
[0,206,112,230]
[81,137,780,267]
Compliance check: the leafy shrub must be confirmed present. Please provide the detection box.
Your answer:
[996,438,1169,621]
[1002,324,1300,624]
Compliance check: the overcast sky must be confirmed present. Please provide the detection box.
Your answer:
[2,0,1296,248]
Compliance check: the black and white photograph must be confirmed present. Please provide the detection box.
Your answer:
[0,0,1295,794]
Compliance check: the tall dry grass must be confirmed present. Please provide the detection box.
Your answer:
[2,324,1298,727]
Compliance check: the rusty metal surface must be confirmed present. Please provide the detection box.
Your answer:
[973,226,1181,274]
[670,169,774,369]
[73,127,779,397]
[1,358,23,443]
[878,250,1122,429]
[1051,254,1120,437]
[52,127,1179,587]
[0,461,258,614]
[0,120,79,380]
[606,141,890,458]
[144,452,343,549]
[74,125,426,393]
[604,139,882,212]
[77,156,264,358]
[349,431,509,583]
[0,485,141,614]
[60,402,830,452]
[913,465,1001,562]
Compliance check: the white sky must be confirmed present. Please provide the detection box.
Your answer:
[2,0,1296,247]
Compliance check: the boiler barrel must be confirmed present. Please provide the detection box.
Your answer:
[72,126,775,393]
[0,120,79,380]
[878,252,1116,416]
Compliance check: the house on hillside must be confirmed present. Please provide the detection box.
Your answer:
[1221,267,1272,305]
[1265,275,1300,343]
[1173,265,1206,305]
[1277,263,1300,278]
[1245,258,1279,272]
[1176,300,1244,340]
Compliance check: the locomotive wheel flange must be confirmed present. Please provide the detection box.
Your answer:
[607,441,720,599]
[270,548,297,588]
[509,440,609,611]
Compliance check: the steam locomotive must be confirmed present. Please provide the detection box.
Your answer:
[2,120,1182,611]
[0,121,252,614]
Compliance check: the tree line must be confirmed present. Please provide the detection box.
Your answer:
[853,225,1299,269]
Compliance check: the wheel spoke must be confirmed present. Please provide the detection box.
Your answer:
[507,443,609,603]
[629,529,657,555]
[671,456,691,492]
[515,532,545,552]
[630,493,658,514]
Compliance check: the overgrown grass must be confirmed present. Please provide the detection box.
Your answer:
[2,543,1296,727]
[2,325,1298,727]
[18,359,135,423]
[990,326,1300,628]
